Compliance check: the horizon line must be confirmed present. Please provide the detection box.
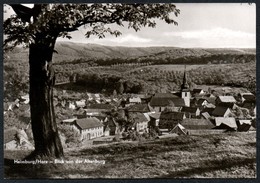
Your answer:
[56,40,256,49]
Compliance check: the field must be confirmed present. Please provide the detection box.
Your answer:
[134,64,203,71]
[4,132,256,179]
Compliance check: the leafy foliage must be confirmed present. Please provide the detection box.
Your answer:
[4,4,180,50]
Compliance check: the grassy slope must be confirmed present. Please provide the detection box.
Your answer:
[4,132,256,179]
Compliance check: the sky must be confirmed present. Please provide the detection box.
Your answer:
[4,3,256,48]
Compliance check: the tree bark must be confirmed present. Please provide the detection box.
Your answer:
[28,41,63,159]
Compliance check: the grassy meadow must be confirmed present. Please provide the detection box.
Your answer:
[4,132,256,179]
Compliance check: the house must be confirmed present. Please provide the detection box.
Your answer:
[239,93,256,112]
[196,98,209,107]
[181,118,215,130]
[87,93,94,101]
[201,107,215,116]
[103,98,112,103]
[129,96,141,104]
[237,119,252,132]
[148,112,161,128]
[75,100,86,108]
[87,104,113,112]
[87,93,101,102]
[238,93,255,103]
[148,112,161,135]
[85,104,113,115]
[66,101,76,110]
[169,123,187,135]
[215,96,236,106]
[214,117,237,131]
[127,103,150,113]
[201,112,211,120]
[149,93,185,112]
[143,112,152,121]
[204,103,216,109]
[131,112,149,133]
[181,107,200,118]
[74,117,104,140]
[103,125,111,136]
[204,97,216,105]
[242,102,255,111]
[159,111,186,130]
[192,89,206,96]
[20,94,30,104]
[212,106,232,117]
[61,118,77,125]
[138,94,152,103]
[218,102,237,109]
[104,118,120,135]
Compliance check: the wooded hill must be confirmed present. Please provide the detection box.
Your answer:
[5,41,255,63]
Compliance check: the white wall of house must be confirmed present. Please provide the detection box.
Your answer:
[79,126,104,140]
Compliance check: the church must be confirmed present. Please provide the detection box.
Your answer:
[149,67,191,112]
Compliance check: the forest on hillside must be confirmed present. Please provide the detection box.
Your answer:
[4,52,256,100]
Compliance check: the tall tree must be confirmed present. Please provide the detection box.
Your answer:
[4,3,180,159]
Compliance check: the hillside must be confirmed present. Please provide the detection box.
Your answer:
[4,132,256,178]
[4,41,256,63]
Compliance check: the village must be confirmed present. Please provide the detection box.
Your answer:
[4,68,256,151]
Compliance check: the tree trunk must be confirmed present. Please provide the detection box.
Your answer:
[28,41,63,159]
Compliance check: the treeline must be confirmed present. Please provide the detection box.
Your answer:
[4,52,256,101]
[54,53,255,67]
[71,60,256,95]
[75,72,147,94]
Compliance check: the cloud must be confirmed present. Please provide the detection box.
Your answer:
[93,34,152,45]
[163,28,255,48]
[164,27,255,40]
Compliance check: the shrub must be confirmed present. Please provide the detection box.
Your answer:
[113,134,121,142]
[142,132,150,139]
[58,125,81,146]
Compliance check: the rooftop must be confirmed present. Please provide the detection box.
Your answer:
[75,117,103,130]
[217,96,236,103]
[215,117,237,129]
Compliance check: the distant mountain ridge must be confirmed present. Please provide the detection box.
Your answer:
[5,41,256,63]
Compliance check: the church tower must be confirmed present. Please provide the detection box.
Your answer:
[181,65,190,107]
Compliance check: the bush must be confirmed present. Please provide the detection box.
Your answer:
[150,128,159,139]
[113,134,121,142]
[58,125,81,146]
[121,132,128,139]
[142,132,150,139]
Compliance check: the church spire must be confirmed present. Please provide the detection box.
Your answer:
[181,65,189,90]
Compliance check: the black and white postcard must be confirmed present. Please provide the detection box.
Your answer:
[3,3,257,179]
